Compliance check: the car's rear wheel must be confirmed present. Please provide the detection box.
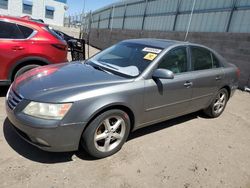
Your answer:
[204,88,228,118]
[81,109,130,158]
[14,64,41,80]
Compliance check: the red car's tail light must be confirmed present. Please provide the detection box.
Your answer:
[13,66,59,88]
[51,44,67,51]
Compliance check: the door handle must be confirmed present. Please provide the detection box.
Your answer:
[184,81,193,88]
[215,76,222,81]
[12,46,24,51]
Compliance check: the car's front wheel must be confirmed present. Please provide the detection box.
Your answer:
[81,109,131,158]
[204,88,228,118]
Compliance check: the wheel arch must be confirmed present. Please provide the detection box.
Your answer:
[220,85,231,98]
[8,56,51,81]
[82,103,136,136]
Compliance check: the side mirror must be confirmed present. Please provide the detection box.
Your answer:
[152,69,174,79]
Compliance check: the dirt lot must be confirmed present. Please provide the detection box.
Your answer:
[0,91,250,188]
[0,54,250,187]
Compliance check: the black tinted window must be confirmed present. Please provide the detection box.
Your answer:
[46,26,63,40]
[18,25,34,38]
[158,47,188,74]
[191,47,213,70]
[0,21,23,39]
[212,54,221,68]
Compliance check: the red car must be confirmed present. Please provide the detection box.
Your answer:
[0,15,68,85]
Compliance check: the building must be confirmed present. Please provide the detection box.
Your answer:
[0,0,67,26]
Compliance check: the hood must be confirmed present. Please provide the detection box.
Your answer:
[14,62,131,102]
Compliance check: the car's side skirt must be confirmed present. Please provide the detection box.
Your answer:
[0,80,11,86]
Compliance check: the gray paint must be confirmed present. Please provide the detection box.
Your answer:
[6,39,238,152]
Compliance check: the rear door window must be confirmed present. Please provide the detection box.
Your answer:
[191,47,213,71]
[18,25,34,38]
[0,21,24,39]
[212,54,221,68]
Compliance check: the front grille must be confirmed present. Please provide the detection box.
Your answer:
[7,89,24,110]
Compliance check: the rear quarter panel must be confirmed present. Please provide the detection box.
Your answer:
[222,63,239,97]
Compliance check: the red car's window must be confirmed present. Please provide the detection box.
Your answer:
[17,25,34,38]
[0,21,23,39]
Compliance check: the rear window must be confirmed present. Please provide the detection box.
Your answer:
[191,47,213,70]
[212,54,221,68]
[18,25,34,38]
[45,26,64,41]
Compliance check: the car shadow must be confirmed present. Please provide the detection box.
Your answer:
[0,86,9,97]
[128,112,201,141]
[3,111,202,163]
[3,118,94,163]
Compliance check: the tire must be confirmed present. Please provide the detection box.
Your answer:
[203,88,228,118]
[14,64,41,80]
[81,109,131,158]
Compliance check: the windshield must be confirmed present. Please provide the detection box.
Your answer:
[87,42,163,77]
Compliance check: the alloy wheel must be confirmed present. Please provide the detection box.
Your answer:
[94,116,126,152]
[213,91,226,115]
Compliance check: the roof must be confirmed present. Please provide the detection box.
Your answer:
[121,38,187,49]
[0,15,46,27]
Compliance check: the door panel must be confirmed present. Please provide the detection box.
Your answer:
[189,68,223,111]
[0,40,29,80]
[142,46,193,125]
[0,20,28,80]
[188,46,224,111]
[143,73,194,124]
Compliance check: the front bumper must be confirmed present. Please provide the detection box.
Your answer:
[6,99,86,152]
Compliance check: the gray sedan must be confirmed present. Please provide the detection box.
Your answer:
[6,39,239,158]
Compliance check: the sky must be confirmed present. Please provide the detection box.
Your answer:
[66,0,120,16]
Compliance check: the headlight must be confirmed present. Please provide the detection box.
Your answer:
[23,102,72,120]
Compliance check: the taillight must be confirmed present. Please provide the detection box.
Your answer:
[51,44,67,51]
[236,68,240,79]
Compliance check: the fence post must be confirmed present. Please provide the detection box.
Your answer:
[173,0,182,31]
[141,0,148,30]
[226,0,238,32]
[109,6,115,30]
[122,3,127,30]
[97,14,100,29]
[108,7,112,29]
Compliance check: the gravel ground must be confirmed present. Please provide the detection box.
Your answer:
[0,50,249,187]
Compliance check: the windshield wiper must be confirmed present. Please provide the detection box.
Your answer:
[87,62,113,74]
[101,62,118,70]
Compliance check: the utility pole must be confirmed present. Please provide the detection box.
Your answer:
[80,0,86,37]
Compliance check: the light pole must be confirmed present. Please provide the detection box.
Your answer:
[184,0,196,41]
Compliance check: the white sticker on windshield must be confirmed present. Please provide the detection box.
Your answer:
[142,47,162,54]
